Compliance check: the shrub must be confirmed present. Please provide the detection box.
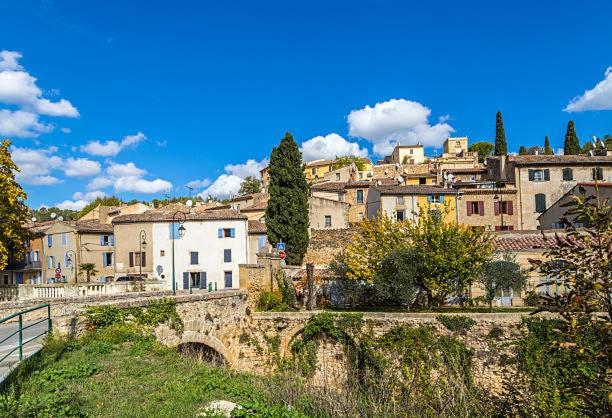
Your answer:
[436,315,476,333]
[257,291,288,312]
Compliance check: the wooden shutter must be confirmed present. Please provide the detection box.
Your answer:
[200,272,206,289]
[466,201,472,216]
[129,252,134,267]
[544,169,550,181]
[218,228,223,238]
[478,201,485,216]
[528,169,535,181]
[494,201,500,215]
[182,272,189,290]
[231,228,236,238]
[507,201,513,215]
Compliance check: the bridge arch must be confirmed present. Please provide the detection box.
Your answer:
[177,331,232,366]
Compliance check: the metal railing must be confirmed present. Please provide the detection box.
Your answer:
[0,304,51,366]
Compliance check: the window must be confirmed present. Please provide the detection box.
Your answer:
[409,149,414,155]
[258,235,267,250]
[100,235,110,246]
[160,250,165,257]
[428,195,444,204]
[495,225,514,231]
[48,256,55,269]
[562,168,573,181]
[65,253,72,268]
[47,235,53,247]
[357,212,364,221]
[33,251,39,261]
[129,252,146,267]
[190,251,199,265]
[396,210,405,221]
[218,228,235,238]
[528,169,550,182]
[359,172,364,179]
[224,249,232,262]
[396,196,404,205]
[335,173,341,181]
[535,194,546,213]
[419,177,427,185]
[311,167,316,175]
[102,252,113,267]
[592,167,604,181]
[224,271,233,288]
[338,193,345,202]
[61,233,67,246]
[356,190,364,204]
[495,201,514,215]
[467,201,484,216]
[324,215,332,227]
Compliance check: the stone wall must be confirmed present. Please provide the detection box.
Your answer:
[303,228,355,265]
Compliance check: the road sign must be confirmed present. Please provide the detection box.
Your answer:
[278,250,286,260]
[55,268,61,275]
[276,242,285,251]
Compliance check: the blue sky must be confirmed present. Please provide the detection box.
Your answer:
[1,0,611,209]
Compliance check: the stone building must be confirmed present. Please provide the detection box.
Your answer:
[246,221,271,264]
[488,155,612,230]
[308,196,349,230]
[0,221,54,284]
[455,187,519,231]
[381,143,425,165]
[366,185,458,223]
[112,204,249,291]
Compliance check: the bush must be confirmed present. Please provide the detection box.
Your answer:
[436,315,476,333]
[257,291,288,312]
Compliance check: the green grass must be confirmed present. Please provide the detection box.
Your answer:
[0,327,302,417]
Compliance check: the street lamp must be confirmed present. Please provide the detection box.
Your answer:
[493,182,504,231]
[171,211,187,296]
[65,250,77,283]
[139,230,147,280]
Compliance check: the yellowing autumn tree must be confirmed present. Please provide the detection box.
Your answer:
[0,140,29,270]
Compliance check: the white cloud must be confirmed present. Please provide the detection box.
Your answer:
[61,127,71,134]
[11,145,62,184]
[106,161,146,178]
[0,51,23,71]
[199,174,243,200]
[0,109,52,137]
[63,158,101,177]
[301,133,368,162]
[87,176,114,190]
[23,175,62,186]
[224,158,269,178]
[564,67,612,112]
[114,176,172,194]
[55,199,89,211]
[186,179,211,189]
[80,132,147,156]
[347,98,455,155]
[73,190,108,201]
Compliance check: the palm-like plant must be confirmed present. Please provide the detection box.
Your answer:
[78,263,98,282]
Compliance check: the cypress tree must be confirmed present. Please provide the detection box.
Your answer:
[265,132,310,265]
[544,136,554,155]
[518,146,527,155]
[494,111,507,156]
[563,120,580,155]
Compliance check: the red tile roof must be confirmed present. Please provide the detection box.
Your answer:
[241,201,268,211]
[376,185,458,195]
[509,155,612,166]
[248,220,267,233]
[493,234,559,250]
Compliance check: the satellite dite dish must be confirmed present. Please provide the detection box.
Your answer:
[31,217,37,222]
[58,216,64,221]
[50,213,57,219]
[156,265,163,275]
[186,199,193,207]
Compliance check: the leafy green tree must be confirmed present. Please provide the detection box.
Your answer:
[468,141,493,163]
[526,146,545,155]
[265,132,310,265]
[332,155,366,171]
[563,120,580,155]
[238,176,262,195]
[78,263,98,282]
[605,134,612,150]
[544,136,554,155]
[0,141,29,270]
[478,254,527,312]
[518,146,528,155]
[76,196,122,219]
[30,206,77,221]
[374,248,421,306]
[494,111,507,156]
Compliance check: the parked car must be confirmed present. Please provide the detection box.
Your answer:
[115,276,145,282]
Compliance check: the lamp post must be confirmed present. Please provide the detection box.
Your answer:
[139,230,147,280]
[493,182,504,231]
[65,250,77,283]
[171,211,187,295]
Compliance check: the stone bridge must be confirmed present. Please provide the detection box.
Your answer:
[0,290,539,393]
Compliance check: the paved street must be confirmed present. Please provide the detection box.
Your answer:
[0,320,50,381]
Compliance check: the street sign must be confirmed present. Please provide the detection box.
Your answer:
[278,250,286,260]
[276,242,285,251]
[55,268,61,275]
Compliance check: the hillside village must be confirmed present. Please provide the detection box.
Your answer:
[2,134,610,308]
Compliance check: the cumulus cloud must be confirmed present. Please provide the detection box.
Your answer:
[0,51,23,71]
[186,179,211,189]
[55,199,89,211]
[106,161,146,178]
[80,132,147,156]
[84,161,172,195]
[86,176,114,190]
[225,158,269,178]
[114,176,172,194]
[301,133,368,162]
[63,158,101,177]
[0,109,52,137]
[73,190,108,201]
[200,175,243,200]
[11,145,62,185]
[348,98,454,155]
[564,67,612,112]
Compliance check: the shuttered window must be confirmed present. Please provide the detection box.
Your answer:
[224,249,232,262]
[535,194,546,213]
[190,251,199,265]
[562,168,573,181]
[592,167,604,181]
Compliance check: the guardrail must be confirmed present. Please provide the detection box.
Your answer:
[0,304,51,372]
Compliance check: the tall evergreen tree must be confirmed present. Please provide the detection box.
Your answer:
[518,146,528,155]
[544,136,554,155]
[563,120,580,155]
[494,111,507,155]
[265,133,310,265]
[0,140,30,270]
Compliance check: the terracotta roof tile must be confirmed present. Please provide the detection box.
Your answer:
[241,201,268,211]
[376,185,458,195]
[113,207,246,223]
[509,155,612,166]
[248,220,267,233]
[310,182,347,192]
[493,234,559,250]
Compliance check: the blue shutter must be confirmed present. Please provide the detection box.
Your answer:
[218,228,223,238]
[427,195,432,203]
[439,195,445,203]
[169,224,173,239]
[110,235,115,246]
[182,272,189,290]
[102,253,106,267]
[231,228,235,238]
[48,235,52,247]
[100,235,104,245]
[200,272,206,289]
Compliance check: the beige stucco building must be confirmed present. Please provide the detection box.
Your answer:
[456,188,519,231]
[382,144,425,165]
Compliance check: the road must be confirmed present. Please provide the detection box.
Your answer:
[0,319,50,381]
